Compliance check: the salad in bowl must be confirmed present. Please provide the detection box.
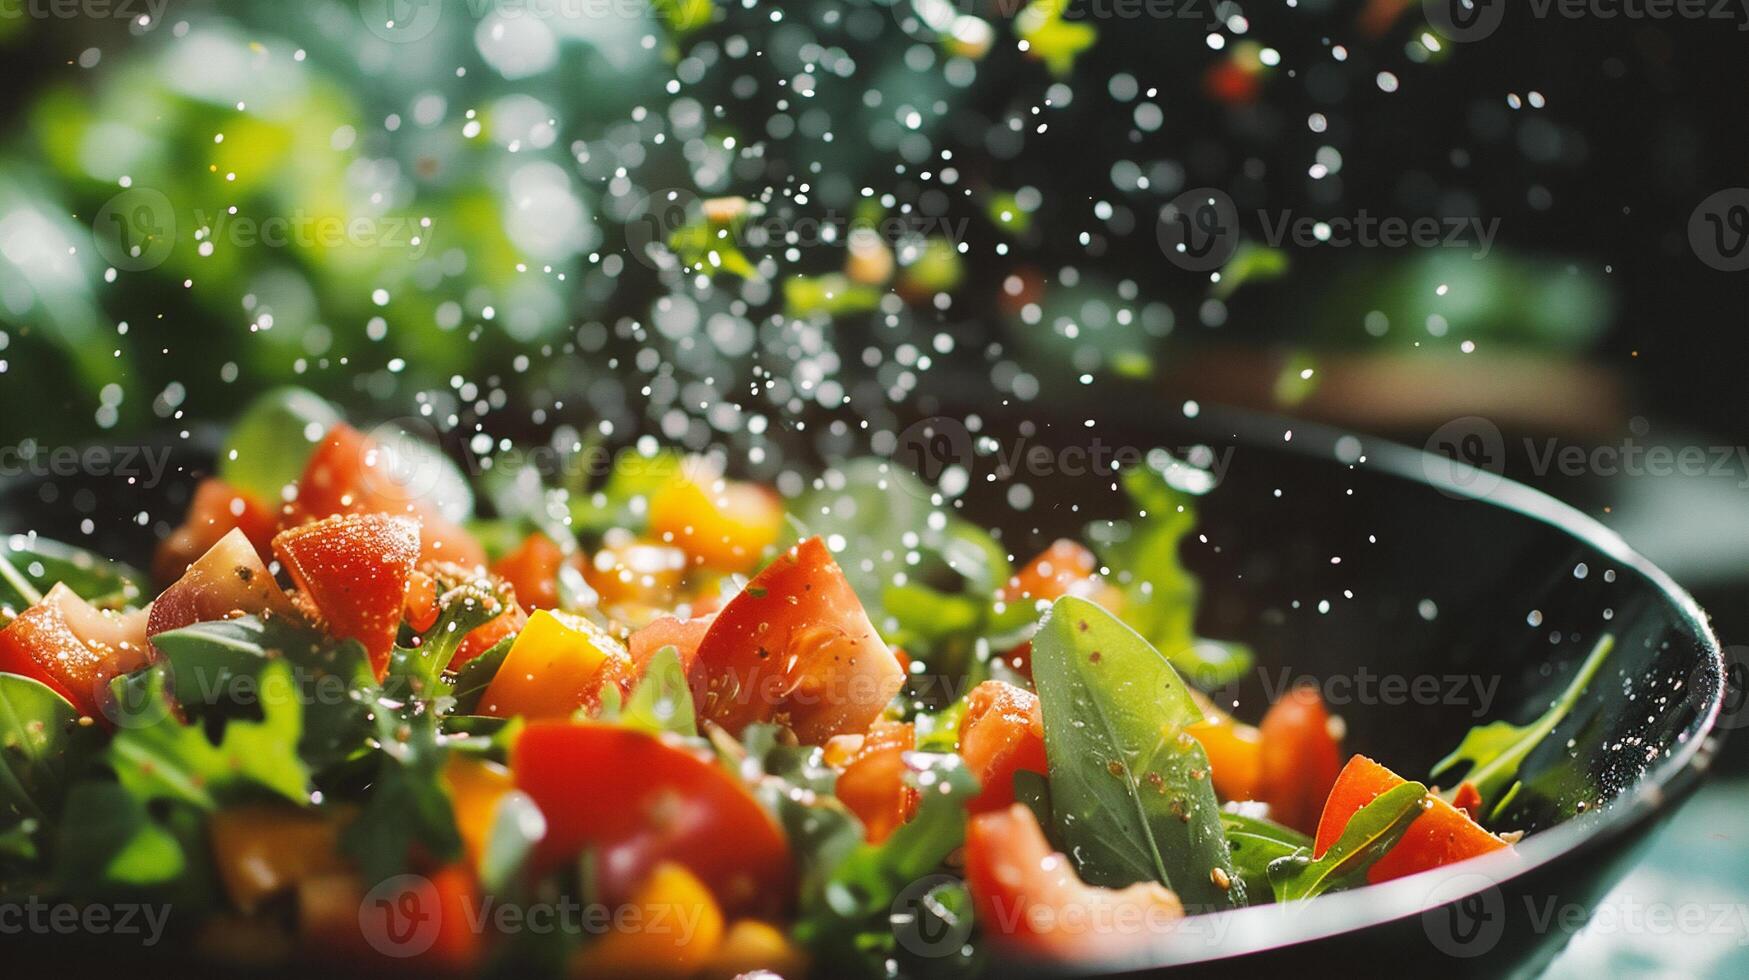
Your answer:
[0,389,1625,978]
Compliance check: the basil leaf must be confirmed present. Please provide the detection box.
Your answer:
[1220,805,1310,900]
[0,672,99,822]
[1266,781,1427,901]
[106,661,312,810]
[616,646,697,737]
[1030,594,1245,911]
[0,533,146,612]
[1430,633,1615,820]
[1087,462,1252,687]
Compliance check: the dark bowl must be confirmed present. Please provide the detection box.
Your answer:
[0,400,1726,979]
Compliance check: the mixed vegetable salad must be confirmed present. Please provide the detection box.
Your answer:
[0,389,1614,977]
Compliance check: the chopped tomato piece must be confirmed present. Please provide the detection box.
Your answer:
[690,537,905,744]
[1451,781,1484,819]
[958,680,1048,814]
[0,584,149,719]
[480,609,632,720]
[828,720,918,843]
[291,423,485,569]
[584,534,689,610]
[648,465,784,574]
[966,804,1184,959]
[1258,685,1344,833]
[570,862,726,979]
[272,513,420,679]
[998,540,1119,677]
[451,601,526,670]
[147,528,299,644]
[402,569,440,634]
[512,721,792,916]
[492,532,565,611]
[1186,694,1264,803]
[153,478,277,584]
[1313,755,1509,884]
[627,612,715,677]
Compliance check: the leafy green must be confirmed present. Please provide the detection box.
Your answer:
[53,781,187,889]
[451,634,516,715]
[1030,594,1244,912]
[387,572,516,700]
[217,385,339,502]
[149,615,375,773]
[1265,781,1426,901]
[1088,462,1253,687]
[795,750,980,977]
[1430,634,1615,820]
[1220,805,1310,900]
[106,662,311,810]
[610,646,696,737]
[0,672,97,823]
[723,723,863,910]
[480,789,546,894]
[0,533,146,612]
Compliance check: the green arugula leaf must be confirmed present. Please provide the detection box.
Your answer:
[53,781,187,889]
[0,817,38,864]
[450,634,516,715]
[1030,594,1245,911]
[388,571,517,700]
[0,533,146,613]
[1430,634,1615,819]
[149,615,376,773]
[480,789,546,894]
[106,661,311,810]
[1265,781,1426,901]
[613,646,696,737]
[1220,805,1310,901]
[794,750,980,978]
[0,672,98,822]
[1088,462,1253,687]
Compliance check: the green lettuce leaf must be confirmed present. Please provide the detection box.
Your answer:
[1265,781,1426,901]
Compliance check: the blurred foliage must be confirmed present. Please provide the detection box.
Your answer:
[0,0,1616,451]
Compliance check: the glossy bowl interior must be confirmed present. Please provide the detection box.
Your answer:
[0,400,1726,979]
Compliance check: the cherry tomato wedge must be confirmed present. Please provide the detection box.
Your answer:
[492,532,565,611]
[272,513,420,679]
[512,721,793,916]
[291,423,485,569]
[147,527,298,644]
[0,584,149,719]
[827,720,918,844]
[958,680,1048,814]
[1257,684,1344,833]
[966,803,1183,959]
[627,612,715,677]
[690,537,904,745]
[998,540,1119,677]
[1313,755,1509,884]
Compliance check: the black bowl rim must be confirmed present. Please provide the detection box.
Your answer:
[1049,404,1727,971]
